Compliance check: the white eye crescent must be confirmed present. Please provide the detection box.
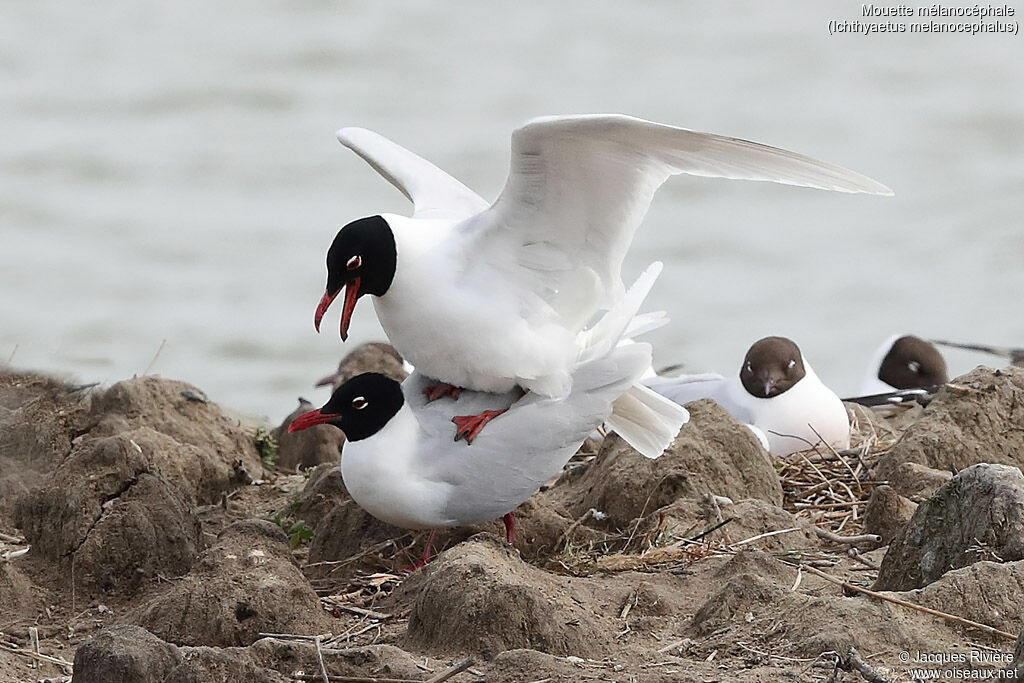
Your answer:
[787,359,796,369]
[908,361,921,373]
[351,396,368,410]
[745,362,753,373]
[346,255,362,271]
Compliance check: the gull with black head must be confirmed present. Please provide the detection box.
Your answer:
[291,267,684,567]
[314,114,892,443]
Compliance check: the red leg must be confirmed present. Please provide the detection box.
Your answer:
[423,382,463,402]
[502,511,515,544]
[451,408,507,444]
[403,529,437,572]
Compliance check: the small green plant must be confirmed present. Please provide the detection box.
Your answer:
[286,520,313,549]
[254,427,278,471]
[271,512,313,550]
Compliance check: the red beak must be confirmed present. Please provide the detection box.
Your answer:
[314,290,338,333]
[288,408,340,433]
[313,277,360,341]
[339,277,360,342]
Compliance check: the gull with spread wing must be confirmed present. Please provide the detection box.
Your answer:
[314,115,891,448]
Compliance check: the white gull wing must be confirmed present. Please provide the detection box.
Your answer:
[337,127,490,220]
[461,114,893,330]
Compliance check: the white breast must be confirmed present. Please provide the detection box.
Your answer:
[340,408,452,529]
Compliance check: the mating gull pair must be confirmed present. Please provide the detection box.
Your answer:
[292,114,891,564]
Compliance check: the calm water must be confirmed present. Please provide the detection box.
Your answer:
[2,2,1022,419]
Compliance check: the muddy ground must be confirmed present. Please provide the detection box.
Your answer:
[1,354,1023,682]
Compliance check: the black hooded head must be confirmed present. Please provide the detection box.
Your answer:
[878,335,948,389]
[326,215,397,298]
[288,372,404,442]
[740,336,807,399]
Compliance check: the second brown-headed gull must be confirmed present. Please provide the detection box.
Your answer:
[645,337,850,456]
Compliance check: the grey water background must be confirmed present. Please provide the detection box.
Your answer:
[1,1,1021,419]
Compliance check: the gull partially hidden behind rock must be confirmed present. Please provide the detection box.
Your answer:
[644,336,851,457]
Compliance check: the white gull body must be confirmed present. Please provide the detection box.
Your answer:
[858,333,905,395]
[336,115,892,403]
[645,359,850,456]
[342,269,682,529]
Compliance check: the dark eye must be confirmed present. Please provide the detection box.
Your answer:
[787,359,796,370]
[744,362,753,374]
[351,396,368,410]
[346,255,362,271]
[908,361,921,373]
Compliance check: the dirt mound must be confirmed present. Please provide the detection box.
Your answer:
[0,370,87,511]
[308,498,404,566]
[875,366,1024,478]
[14,433,202,593]
[274,399,343,471]
[690,551,794,635]
[327,342,409,388]
[875,463,1024,590]
[85,376,262,498]
[886,461,953,502]
[72,625,181,683]
[7,367,1024,682]
[572,399,781,527]
[291,463,349,527]
[862,484,917,545]
[132,520,331,647]
[910,560,1024,634]
[399,535,603,657]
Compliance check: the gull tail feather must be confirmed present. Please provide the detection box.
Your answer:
[574,261,687,459]
[577,261,663,364]
[607,383,688,459]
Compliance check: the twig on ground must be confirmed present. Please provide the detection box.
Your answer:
[314,635,331,683]
[0,531,23,543]
[798,564,1017,640]
[29,627,39,670]
[331,605,392,621]
[555,508,597,551]
[0,640,74,668]
[734,527,799,547]
[845,646,889,682]
[424,657,475,683]
[258,632,331,642]
[680,518,733,545]
[813,527,881,546]
[655,638,686,654]
[847,548,880,570]
[291,675,419,682]
[625,475,671,550]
